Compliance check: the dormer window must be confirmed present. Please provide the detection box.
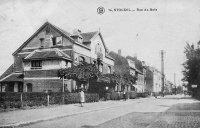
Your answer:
[78,36,83,43]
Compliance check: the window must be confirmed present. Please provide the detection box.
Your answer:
[108,66,111,74]
[27,83,32,92]
[79,56,85,64]
[40,38,44,47]
[52,36,62,46]
[95,43,102,54]
[52,37,56,46]
[56,36,62,45]
[31,60,42,69]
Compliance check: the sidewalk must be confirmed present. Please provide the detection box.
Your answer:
[0,97,151,128]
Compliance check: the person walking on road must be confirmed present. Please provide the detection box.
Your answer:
[79,88,85,107]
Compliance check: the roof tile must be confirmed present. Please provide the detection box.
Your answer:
[80,31,98,42]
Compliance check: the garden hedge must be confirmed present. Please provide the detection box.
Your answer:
[137,92,149,97]
[105,91,137,100]
[0,92,99,109]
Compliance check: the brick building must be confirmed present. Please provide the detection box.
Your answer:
[0,22,114,92]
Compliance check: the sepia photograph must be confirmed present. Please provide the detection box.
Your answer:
[0,0,200,127]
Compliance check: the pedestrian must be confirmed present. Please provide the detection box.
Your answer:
[123,90,126,101]
[79,88,85,107]
[154,92,157,98]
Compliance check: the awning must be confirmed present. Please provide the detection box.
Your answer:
[0,73,24,82]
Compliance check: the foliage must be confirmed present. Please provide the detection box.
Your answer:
[58,62,101,83]
[104,91,137,100]
[0,92,99,109]
[102,72,121,84]
[126,56,143,73]
[182,42,200,93]
[122,73,137,85]
[137,92,149,98]
[128,91,137,99]
[108,51,130,75]
[108,51,138,90]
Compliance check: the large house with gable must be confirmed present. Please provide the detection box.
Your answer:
[0,22,114,92]
[126,56,146,92]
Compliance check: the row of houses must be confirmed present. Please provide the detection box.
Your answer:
[0,22,173,93]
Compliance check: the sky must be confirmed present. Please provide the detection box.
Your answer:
[0,0,200,84]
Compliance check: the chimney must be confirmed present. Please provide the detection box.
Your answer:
[73,29,82,35]
[142,61,146,67]
[118,49,121,56]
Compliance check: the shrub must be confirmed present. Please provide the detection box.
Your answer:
[64,93,80,104]
[110,92,120,100]
[137,92,149,98]
[0,92,99,109]
[49,92,63,104]
[105,93,111,100]
[85,93,99,102]
[23,92,47,106]
[128,91,137,99]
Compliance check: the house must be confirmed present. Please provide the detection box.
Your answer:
[165,80,173,94]
[148,67,162,93]
[126,56,145,92]
[108,50,130,92]
[145,66,154,93]
[0,22,114,92]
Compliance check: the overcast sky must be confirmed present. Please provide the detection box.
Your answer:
[0,0,200,84]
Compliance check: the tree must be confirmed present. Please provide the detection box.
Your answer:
[121,73,137,91]
[58,62,101,89]
[182,41,200,96]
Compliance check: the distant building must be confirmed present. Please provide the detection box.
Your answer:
[0,22,114,92]
[165,80,173,93]
[145,66,154,93]
[150,67,162,93]
[109,50,131,92]
[126,56,145,92]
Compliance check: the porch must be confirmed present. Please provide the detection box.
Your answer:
[0,73,24,92]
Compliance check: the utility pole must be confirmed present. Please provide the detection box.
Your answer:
[161,50,165,96]
[174,73,176,95]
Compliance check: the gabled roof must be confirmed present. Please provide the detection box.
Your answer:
[0,64,14,80]
[126,56,143,74]
[80,31,98,42]
[0,73,23,82]
[106,54,115,61]
[50,23,72,37]
[13,21,75,56]
[24,48,72,61]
